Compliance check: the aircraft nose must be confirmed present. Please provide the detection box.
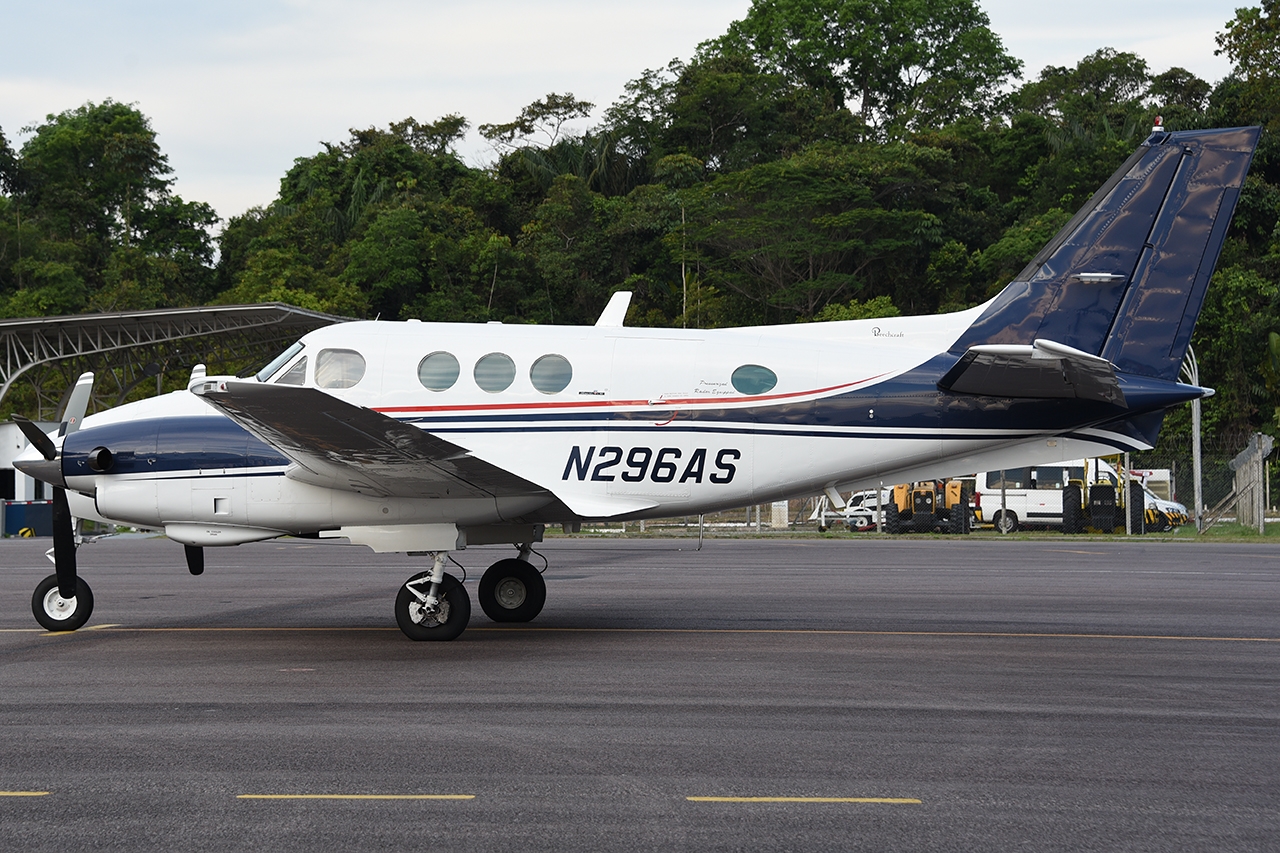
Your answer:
[14,440,66,488]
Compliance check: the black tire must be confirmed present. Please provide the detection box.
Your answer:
[1155,511,1173,533]
[395,572,470,641]
[994,510,1018,534]
[478,559,547,623]
[1062,485,1083,534]
[951,489,971,534]
[1128,497,1145,535]
[885,503,902,534]
[31,573,93,632]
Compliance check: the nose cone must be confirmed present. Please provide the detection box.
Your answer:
[14,440,65,488]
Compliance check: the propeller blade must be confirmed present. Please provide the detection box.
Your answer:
[51,488,77,599]
[60,372,94,436]
[13,415,57,462]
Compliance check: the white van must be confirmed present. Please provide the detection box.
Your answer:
[973,459,1188,532]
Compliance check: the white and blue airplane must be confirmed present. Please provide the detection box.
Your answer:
[14,125,1260,641]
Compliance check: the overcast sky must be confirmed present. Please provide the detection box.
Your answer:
[0,1,1242,222]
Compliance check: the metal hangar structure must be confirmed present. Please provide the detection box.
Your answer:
[0,303,348,507]
[0,303,349,419]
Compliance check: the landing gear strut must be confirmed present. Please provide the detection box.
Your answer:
[395,552,470,641]
[478,546,546,623]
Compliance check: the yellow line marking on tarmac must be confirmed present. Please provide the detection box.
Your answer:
[27,626,1280,643]
[476,628,1280,643]
[1045,549,1109,555]
[688,796,920,804]
[0,792,50,797]
[237,794,474,800]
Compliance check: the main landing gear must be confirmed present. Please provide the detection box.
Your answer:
[477,546,546,623]
[395,545,546,641]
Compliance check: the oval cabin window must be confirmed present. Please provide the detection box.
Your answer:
[530,354,572,394]
[474,353,516,392]
[418,352,460,391]
[731,364,777,395]
[315,349,366,389]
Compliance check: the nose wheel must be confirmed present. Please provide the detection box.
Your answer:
[478,558,546,623]
[395,555,471,641]
[32,573,94,632]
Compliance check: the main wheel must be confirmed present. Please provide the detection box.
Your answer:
[32,573,93,632]
[395,572,470,641]
[478,559,547,623]
[994,510,1019,534]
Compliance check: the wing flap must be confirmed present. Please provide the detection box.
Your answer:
[938,338,1127,407]
[193,380,548,499]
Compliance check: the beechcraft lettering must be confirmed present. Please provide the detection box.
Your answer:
[11,125,1261,643]
[561,446,740,484]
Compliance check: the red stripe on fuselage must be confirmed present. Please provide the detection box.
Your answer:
[373,374,890,415]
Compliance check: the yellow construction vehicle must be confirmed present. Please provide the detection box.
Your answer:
[884,480,972,534]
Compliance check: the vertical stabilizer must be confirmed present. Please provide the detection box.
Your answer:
[1099,127,1260,379]
[951,127,1260,381]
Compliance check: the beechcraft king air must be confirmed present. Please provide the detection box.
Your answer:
[13,125,1261,640]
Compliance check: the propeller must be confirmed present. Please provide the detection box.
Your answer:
[13,372,94,599]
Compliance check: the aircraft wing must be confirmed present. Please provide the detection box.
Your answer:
[193,380,548,500]
[937,338,1127,407]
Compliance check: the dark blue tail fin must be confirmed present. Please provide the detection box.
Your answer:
[951,126,1260,381]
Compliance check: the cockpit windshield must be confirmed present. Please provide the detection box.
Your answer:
[255,341,305,382]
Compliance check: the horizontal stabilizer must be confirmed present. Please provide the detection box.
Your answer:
[938,339,1126,406]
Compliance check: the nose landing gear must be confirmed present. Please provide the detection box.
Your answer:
[395,552,470,641]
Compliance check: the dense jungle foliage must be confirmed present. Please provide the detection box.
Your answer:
[1,0,1279,449]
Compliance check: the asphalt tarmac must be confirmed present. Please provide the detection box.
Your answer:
[0,535,1277,851]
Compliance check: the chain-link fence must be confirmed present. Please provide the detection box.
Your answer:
[1129,432,1280,517]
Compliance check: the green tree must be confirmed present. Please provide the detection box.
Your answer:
[1216,0,1280,129]
[1191,265,1280,439]
[720,0,1021,136]
[687,143,947,320]
[480,93,595,151]
[1,101,217,315]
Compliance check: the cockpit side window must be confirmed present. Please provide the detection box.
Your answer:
[256,341,305,382]
[275,356,307,385]
[316,349,366,389]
